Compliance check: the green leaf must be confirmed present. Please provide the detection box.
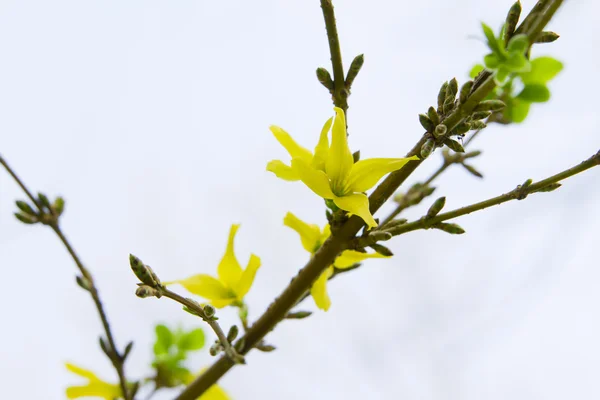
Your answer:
[482,23,503,56]
[177,328,205,351]
[517,84,551,103]
[154,324,173,356]
[484,53,500,69]
[508,98,531,123]
[507,34,529,53]
[503,53,531,72]
[469,64,485,78]
[443,138,465,153]
[519,57,563,84]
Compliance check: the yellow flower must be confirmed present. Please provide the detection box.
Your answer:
[183,369,231,400]
[268,107,418,227]
[65,363,122,400]
[284,212,389,311]
[165,224,261,308]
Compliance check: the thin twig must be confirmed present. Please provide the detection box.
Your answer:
[0,155,132,400]
[386,150,600,236]
[176,1,564,398]
[161,289,244,364]
[320,0,348,113]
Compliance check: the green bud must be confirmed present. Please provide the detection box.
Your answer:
[368,231,392,242]
[433,222,465,234]
[447,78,458,98]
[434,124,447,138]
[464,150,482,159]
[15,200,36,216]
[382,218,408,230]
[521,179,533,188]
[459,80,473,104]
[453,122,471,136]
[474,100,506,112]
[135,285,161,298]
[437,81,449,111]
[99,337,111,358]
[227,325,239,342]
[419,114,435,132]
[285,310,313,319]
[129,254,161,287]
[122,341,134,360]
[209,343,221,356]
[316,67,334,91]
[203,304,216,318]
[534,31,559,43]
[369,243,394,257]
[37,192,51,209]
[234,337,246,353]
[443,96,455,115]
[256,342,276,352]
[426,197,446,218]
[14,212,38,224]
[463,163,483,178]
[345,54,364,88]
[420,138,435,159]
[443,138,465,153]
[505,1,522,42]
[52,197,65,216]
[76,275,91,291]
[352,150,360,163]
[534,182,562,193]
[469,120,487,130]
[427,106,440,126]
[471,111,492,120]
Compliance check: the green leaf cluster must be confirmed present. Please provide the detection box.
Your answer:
[151,324,205,389]
[481,23,530,84]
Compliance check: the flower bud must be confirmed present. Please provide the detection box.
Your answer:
[76,275,91,291]
[453,122,471,136]
[419,114,435,132]
[345,54,364,88]
[37,192,51,209]
[227,325,239,342]
[52,197,65,216]
[135,285,161,298]
[426,197,446,218]
[285,310,313,319]
[433,222,465,234]
[474,100,506,112]
[459,80,473,104]
[420,138,435,159]
[437,81,448,111]
[129,254,161,287]
[443,138,465,153]
[471,111,492,120]
[14,212,38,224]
[434,124,447,138]
[15,200,36,216]
[470,120,487,130]
[369,243,394,257]
[316,67,334,91]
[534,31,560,43]
[505,1,522,42]
[203,304,216,318]
[427,106,440,126]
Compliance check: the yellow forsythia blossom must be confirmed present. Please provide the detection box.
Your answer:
[268,107,418,227]
[166,224,260,308]
[65,363,122,400]
[284,212,389,311]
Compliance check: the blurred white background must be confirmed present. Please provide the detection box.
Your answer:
[1,0,599,399]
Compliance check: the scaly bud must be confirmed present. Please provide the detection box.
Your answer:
[437,81,449,111]
[316,67,334,91]
[129,254,161,287]
[434,124,447,138]
[15,200,36,216]
[505,1,522,43]
[419,114,435,132]
[52,197,65,216]
[453,122,471,136]
[227,325,239,342]
[203,304,216,318]
[534,31,559,43]
[14,212,38,224]
[420,138,435,159]
[285,310,313,319]
[37,192,51,209]
[433,222,465,234]
[447,78,458,99]
[474,100,506,112]
[76,275,91,291]
[368,231,392,242]
[369,243,394,257]
[470,120,487,130]
[135,285,161,298]
[426,197,446,218]
[444,138,465,153]
[459,80,473,104]
[534,182,562,193]
[427,106,440,126]
[345,54,364,88]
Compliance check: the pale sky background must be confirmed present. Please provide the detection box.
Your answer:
[1,1,599,399]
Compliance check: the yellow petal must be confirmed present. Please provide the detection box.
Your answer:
[269,125,313,163]
[210,298,237,309]
[311,117,333,171]
[283,212,322,253]
[335,250,389,269]
[234,254,261,299]
[325,107,353,195]
[66,382,122,400]
[310,267,334,311]
[266,160,300,181]
[333,193,377,228]
[291,158,334,199]
[200,384,231,400]
[217,224,243,288]
[65,363,100,381]
[347,156,419,192]
[167,274,235,301]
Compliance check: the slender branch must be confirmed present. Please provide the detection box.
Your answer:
[320,0,348,113]
[0,155,132,400]
[386,150,600,236]
[176,1,564,398]
[160,289,243,363]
